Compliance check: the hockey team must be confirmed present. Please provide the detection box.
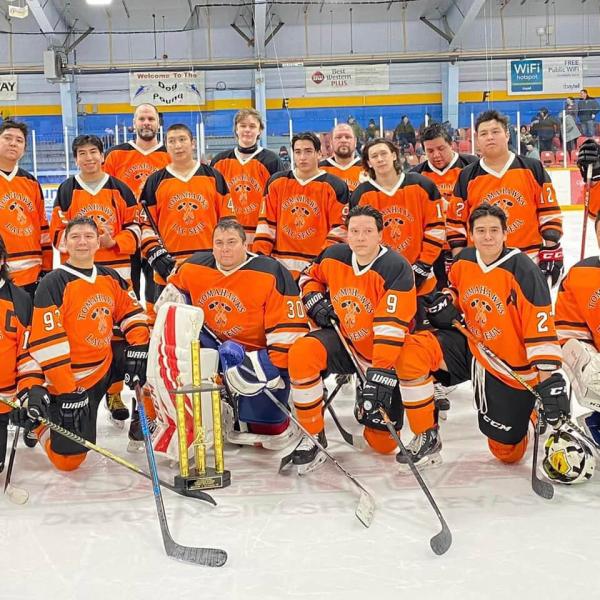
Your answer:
[0,105,598,491]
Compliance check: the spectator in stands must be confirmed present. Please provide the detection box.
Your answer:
[279,145,291,170]
[531,108,558,152]
[564,96,577,117]
[366,119,378,140]
[347,116,364,149]
[520,125,534,151]
[442,120,454,140]
[397,153,410,174]
[560,111,581,153]
[578,89,599,137]
[393,115,416,150]
[525,142,540,161]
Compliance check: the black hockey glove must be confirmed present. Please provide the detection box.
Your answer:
[304,292,338,328]
[25,385,51,423]
[357,368,398,419]
[146,245,176,280]
[412,261,432,289]
[423,292,462,330]
[124,344,149,389]
[535,372,569,427]
[577,139,600,181]
[57,390,90,436]
[538,243,564,287]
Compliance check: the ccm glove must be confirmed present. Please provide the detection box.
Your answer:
[146,245,176,280]
[535,372,570,427]
[124,344,149,389]
[304,292,338,328]
[358,368,398,417]
[412,261,432,289]
[423,291,462,330]
[538,244,564,287]
[57,390,90,435]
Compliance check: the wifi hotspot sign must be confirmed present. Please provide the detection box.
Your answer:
[508,57,582,95]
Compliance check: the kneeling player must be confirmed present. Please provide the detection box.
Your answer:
[288,205,434,473]
[398,203,568,466]
[25,217,149,471]
[160,218,310,449]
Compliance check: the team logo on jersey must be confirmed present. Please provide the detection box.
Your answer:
[0,192,35,237]
[125,162,154,194]
[381,205,414,253]
[281,196,319,240]
[77,204,116,235]
[483,188,526,235]
[463,285,505,341]
[168,192,209,235]
[198,288,246,337]
[588,289,600,311]
[230,174,261,215]
[77,293,115,348]
[332,287,374,342]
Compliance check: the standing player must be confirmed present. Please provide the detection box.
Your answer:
[396,203,567,466]
[447,110,563,287]
[26,217,149,471]
[162,218,309,448]
[350,138,445,303]
[254,132,349,279]
[140,123,233,296]
[0,120,52,297]
[288,205,421,472]
[50,134,140,426]
[211,109,284,247]
[319,124,363,193]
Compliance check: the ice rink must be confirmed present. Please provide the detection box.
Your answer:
[0,210,598,600]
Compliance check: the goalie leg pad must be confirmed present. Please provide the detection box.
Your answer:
[562,339,600,412]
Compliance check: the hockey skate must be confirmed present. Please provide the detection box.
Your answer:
[434,383,451,421]
[396,427,442,470]
[291,430,328,475]
[106,392,129,429]
[127,410,156,452]
[22,423,38,448]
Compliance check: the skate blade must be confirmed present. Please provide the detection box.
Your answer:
[109,415,126,430]
[297,453,327,476]
[127,439,145,453]
[397,453,443,472]
[438,410,448,422]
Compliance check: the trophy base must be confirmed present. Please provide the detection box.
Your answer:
[174,468,231,491]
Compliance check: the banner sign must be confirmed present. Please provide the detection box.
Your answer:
[129,71,205,106]
[0,75,17,101]
[306,64,389,93]
[507,57,582,95]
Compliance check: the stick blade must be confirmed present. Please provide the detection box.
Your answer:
[532,476,554,500]
[6,484,29,505]
[181,488,217,506]
[430,525,452,555]
[166,540,228,567]
[355,491,375,528]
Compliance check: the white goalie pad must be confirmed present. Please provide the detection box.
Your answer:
[147,302,220,461]
[154,283,187,314]
[562,339,600,412]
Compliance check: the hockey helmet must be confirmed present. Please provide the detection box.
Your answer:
[543,423,596,485]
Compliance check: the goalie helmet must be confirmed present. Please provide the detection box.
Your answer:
[543,423,596,484]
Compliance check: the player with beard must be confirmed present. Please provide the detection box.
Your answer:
[319,124,363,193]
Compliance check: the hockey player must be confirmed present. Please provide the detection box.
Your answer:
[319,124,363,193]
[211,109,284,246]
[447,110,563,287]
[576,138,600,220]
[0,120,52,296]
[350,137,445,303]
[396,203,567,466]
[163,218,309,448]
[140,123,233,295]
[26,217,149,471]
[254,132,349,279]
[288,204,423,471]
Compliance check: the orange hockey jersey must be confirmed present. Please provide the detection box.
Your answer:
[587,183,600,220]
[168,252,309,369]
[555,257,600,349]
[350,173,445,294]
[299,244,416,370]
[51,174,140,281]
[254,170,349,278]
[29,264,149,395]
[319,156,364,192]
[0,279,44,412]
[411,153,478,202]
[0,166,52,286]
[211,147,283,245]
[139,163,233,279]
[448,153,562,256]
[447,247,562,388]
[104,141,170,199]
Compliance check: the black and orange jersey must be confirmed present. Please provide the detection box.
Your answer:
[0,166,52,286]
[211,147,283,245]
[254,170,349,279]
[319,156,364,192]
[447,246,562,388]
[0,279,44,411]
[104,141,170,199]
[168,252,309,369]
[555,257,600,349]
[29,264,149,395]
[411,153,478,202]
[299,244,416,370]
[448,153,562,256]
[350,173,444,294]
[51,174,140,282]
[139,162,233,280]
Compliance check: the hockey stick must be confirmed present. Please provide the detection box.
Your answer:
[135,384,227,567]
[3,426,29,505]
[452,320,554,500]
[580,163,593,261]
[0,397,216,505]
[323,382,366,449]
[331,321,452,555]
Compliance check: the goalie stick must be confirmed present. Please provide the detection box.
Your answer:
[452,320,554,500]
[331,321,452,555]
[135,384,227,567]
[0,397,216,505]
